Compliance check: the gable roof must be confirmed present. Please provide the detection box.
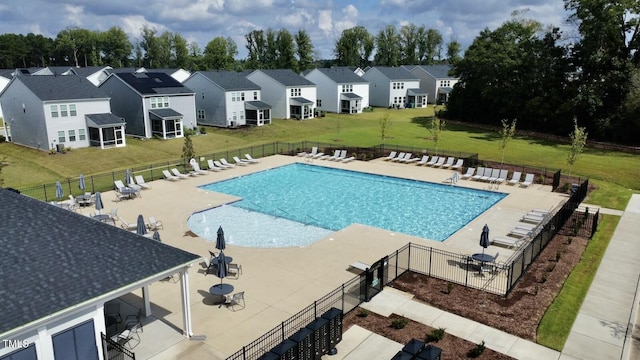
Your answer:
[113,72,193,95]
[313,68,369,84]
[10,75,108,101]
[196,71,260,91]
[415,65,456,79]
[367,66,416,81]
[72,66,112,78]
[254,69,315,87]
[0,69,15,79]
[0,187,200,335]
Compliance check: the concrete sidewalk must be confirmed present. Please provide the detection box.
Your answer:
[561,194,640,360]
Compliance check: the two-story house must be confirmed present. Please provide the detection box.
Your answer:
[363,67,426,108]
[99,72,196,139]
[404,64,459,104]
[246,69,316,120]
[184,71,271,127]
[0,75,126,151]
[303,67,369,114]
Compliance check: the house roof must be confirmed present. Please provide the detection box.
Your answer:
[0,69,14,78]
[313,68,368,84]
[415,65,456,79]
[114,72,193,95]
[245,100,271,110]
[290,97,313,105]
[254,69,315,87]
[149,108,183,120]
[86,113,125,128]
[47,66,76,75]
[11,75,109,101]
[0,187,200,335]
[367,66,417,81]
[407,88,427,96]
[340,93,362,100]
[72,66,112,78]
[197,71,260,91]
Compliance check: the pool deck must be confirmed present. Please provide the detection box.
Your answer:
[90,155,567,359]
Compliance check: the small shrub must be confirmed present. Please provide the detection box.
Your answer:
[540,273,547,283]
[467,341,486,358]
[546,264,556,272]
[555,251,562,262]
[65,147,72,152]
[391,316,408,329]
[425,327,446,343]
[537,174,545,184]
[356,308,369,318]
[445,282,454,294]
[199,126,207,134]
[0,134,5,143]
[49,148,57,155]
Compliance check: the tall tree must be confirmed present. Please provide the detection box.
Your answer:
[374,25,401,66]
[276,29,297,70]
[203,36,237,70]
[55,27,97,67]
[99,26,132,68]
[295,29,315,72]
[445,40,462,64]
[400,23,419,64]
[418,28,443,64]
[0,34,30,68]
[333,26,374,68]
[140,26,160,68]
[172,33,190,68]
[245,29,266,69]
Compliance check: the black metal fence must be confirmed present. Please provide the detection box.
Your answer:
[101,333,135,360]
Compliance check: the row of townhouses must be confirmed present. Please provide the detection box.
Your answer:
[0,65,458,152]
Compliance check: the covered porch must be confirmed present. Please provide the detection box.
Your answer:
[149,109,184,139]
[437,86,453,104]
[245,101,272,126]
[289,97,314,120]
[340,93,363,114]
[86,113,126,149]
[407,88,427,108]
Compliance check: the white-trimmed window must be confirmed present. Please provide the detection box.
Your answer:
[240,92,245,101]
[68,130,76,141]
[150,96,169,109]
[197,109,205,121]
[60,104,68,117]
[57,131,65,143]
[290,88,301,96]
[240,111,245,120]
[51,105,59,118]
[78,129,86,141]
[440,80,451,87]
[392,82,405,89]
[232,112,237,121]
[253,91,258,100]
[69,104,77,116]
[341,84,353,92]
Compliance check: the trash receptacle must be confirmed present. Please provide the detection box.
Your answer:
[305,317,329,359]
[289,327,314,360]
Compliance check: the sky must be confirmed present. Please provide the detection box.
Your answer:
[0,0,572,60]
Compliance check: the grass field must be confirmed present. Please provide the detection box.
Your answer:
[2,107,638,208]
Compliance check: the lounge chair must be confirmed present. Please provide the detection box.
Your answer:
[415,155,430,166]
[481,168,499,182]
[342,154,356,163]
[507,227,532,238]
[332,150,347,161]
[134,175,152,189]
[114,180,140,199]
[348,261,370,273]
[431,157,446,167]
[244,154,260,163]
[219,158,236,168]
[310,150,325,159]
[206,159,222,171]
[439,157,455,168]
[228,263,242,279]
[471,167,486,180]
[460,167,476,180]
[425,156,439,166]
[319,149,339,160]
[383,151,397,161]
[390,152,406,162]
[297,146,317,157]
[515,223,537,231]
[162,170,180,181]
[520,173,535,187]
[397,153,414,162]
[170,168,190,179]
[507,171,522,185]
[191,162,209,175]
[450,159,464,170]
[491,236,523,249]
[214,160,232,169]
[233,156,250,166]
[495,169,509,184]
[531,208,551,215]
[147,216,163,230]
[120,219,137,231]
[522,213,545,223]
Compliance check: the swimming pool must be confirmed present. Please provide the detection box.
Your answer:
[188,163,506,247]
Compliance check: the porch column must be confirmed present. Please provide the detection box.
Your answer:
[142,285,152,317]
[162,120,168,140]
[99,129,105,150]
[180,268,193,337]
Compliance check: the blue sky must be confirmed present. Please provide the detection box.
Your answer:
[0,0,570,59]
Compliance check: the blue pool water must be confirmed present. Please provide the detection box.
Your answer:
[189,163,506,247]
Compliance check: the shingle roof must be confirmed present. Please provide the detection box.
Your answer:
[0,188,200,335]
[314,68,368,84]
[72,66,111,77]
[416,65,455,79]
[0,69,15,78]
[255,69,315,87]
[86,113,125,127]
[368,66,416,81]
[197,71,260,91]
[115,72,193,95]
[16,75,109,101]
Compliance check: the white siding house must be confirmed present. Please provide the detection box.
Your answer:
[246,69,317,120]
[363,67,425,108]
[303,67,369,114]
[404,64,459,104]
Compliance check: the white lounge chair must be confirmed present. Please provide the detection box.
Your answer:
[391,152,406,162]
[450,159,464,170]
[507,227,532,238]
[233,156,250,166]
[348,261,370,272]
[481,168,498,182]
[396,153,413,162]
[134,175,152,189]
[213,160,232,169]
[147,216,164,230]
[491,237,523,249]
[171,168,190,179]
[522,213,546,223]
[520,173,535,187]
[219,158,236,168]
[297,146,317,157]
[191,162,209,175]
[439,157,455,168]
[120,219,138,231]
[332,150,347,161]
[471,167,486,180]
[206,159,222,171]
[460,167,476,180]
[319,149,340,160]
[244,154,259,163]
[162,170,180,181]
[495,169,509,184]
[383,151,397,161]
[425,156,439,166]
[415,155,430,165]
[342,154,356,163]
[507,171,522,185]
[431,157,446,167]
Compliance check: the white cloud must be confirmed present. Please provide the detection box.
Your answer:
[318,10,333,36]
[64,4,84,27]
[277,8,314,29]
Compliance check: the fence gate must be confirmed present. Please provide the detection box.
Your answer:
[363,256,389,302]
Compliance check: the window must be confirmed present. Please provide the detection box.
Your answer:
[58,131,65,143]
[197,109,205,121]
[232,112,237,121]
[60,105,68,117]
[393,82,404,89]
[240,111,245,120]
[441,80,451,87]
[240,92,245,101]
[341,84,352,92]
[52,320,99,360]
[1,344,36,360]
[78,129,86,140]
[69,104,77,116]
[68,130,76,142]
[253,91,258,100]
[231,92,236,102]
[316,99,322,107]
[290,88,301,96]
[51,105,59,118]
[150,96,169,109]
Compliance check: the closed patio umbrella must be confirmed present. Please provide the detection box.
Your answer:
[125,169,133,186]
[152,230,161,242]
[78,174,86,191]
[55,181,63,199]
[215,250,228,284]
[216,226,226,251]
[136,214,147,236]
[480,224,490,256]
[94,192,103,214]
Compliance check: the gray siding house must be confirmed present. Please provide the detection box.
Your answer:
[184,71,271,127]
[246,69,317,120]
[0,75,126,151]
[99,72,196,139]
[303,67,369,114]
[404,64,459,104]
[363,67,425,108]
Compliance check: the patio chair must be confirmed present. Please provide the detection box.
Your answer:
[415,155,430,166]
[228,263,243,279]
[162,169,180,181]
[105,302,122,326]
[134,175,152,189]
[491,236,523,249]
[520,173,535,187]
[214,160,232,169]
[170,168,190,179]
[460,167,476,180]
[297,146,317,157]
[110,208,119,222]
[190,162,208,175]
[331,150,347,161]
[391,152,407,162]
[233,156,250,166]
[319,149,340,160]
[397,153,414,162]
[125,308,143,332]
[507,171,522,185]
[450,159,464,170]
[439,157,455,168]
[431,157,446,167]
[224,291,245,311]
[147,216,163,230]
[383,151,397,161]
[120,219,137,231]
[425,156,439,166]
[471,167,486,180]
[117,323,142,349]
[244,154,260,163]
[206,159,223,171]
[219,158,236,168]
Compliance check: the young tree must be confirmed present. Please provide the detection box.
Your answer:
[430,117,446,155]
[445,39,462,64]
[499,119,517,167]
[379,114,392,144]
[182,133,195,162]
[567,118,587,179]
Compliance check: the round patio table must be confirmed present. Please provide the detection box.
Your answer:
[209,283,234,306]
[471,253,494,274]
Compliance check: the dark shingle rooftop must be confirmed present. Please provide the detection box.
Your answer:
[16,75,109,101]
[314,68,368,84]
[72,66,111,77]
[416,65,455,79]
[115,72,193,95]
[86,113,125,127]
[0,188,200,335]
[255,69,315,87]
[368,66,417,81]
[197,71,260,91]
